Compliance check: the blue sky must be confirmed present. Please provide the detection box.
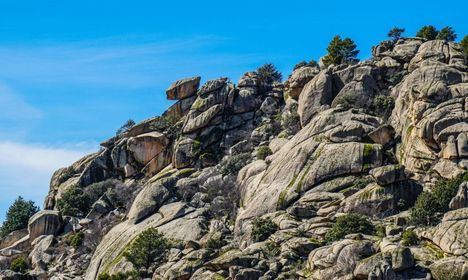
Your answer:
[0,0,466,221]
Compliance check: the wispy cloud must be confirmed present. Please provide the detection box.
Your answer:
[0,82,43,120]
[0,35,261,89]
[0,141,96,220]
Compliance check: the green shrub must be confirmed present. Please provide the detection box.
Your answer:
[68,231,85,249]
[56,180,119,218]
[124,228,169,275]
[333,94,357,109]
[375,224,386,238]
[410,191,439,226]
[436,26,457,42]
[388,27,405,42]
[97,271,139,280]
[293,60,318,70]
[251,218,278,242]
[10,256,28,273]
[282,112,301,135]
[416,25,438,40]
[0,196,39,238]
[116,119,136,136]
[410,172,467,226]
[56,185,92,217]
[401,229,419,246]
[257,146,272,160]
[325,214,375,243]
[256,63,282,85]
[461,35,468,58]
[322,35,359,66]
[220,153,251,176]
[205,234,227,250]
[371,95,394,118]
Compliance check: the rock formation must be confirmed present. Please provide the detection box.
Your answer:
[1,36,467,280]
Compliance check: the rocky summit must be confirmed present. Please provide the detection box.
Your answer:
[1,35,468,280]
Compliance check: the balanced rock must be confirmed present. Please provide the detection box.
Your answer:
[166,76,201,100]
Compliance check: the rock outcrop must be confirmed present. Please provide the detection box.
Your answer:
[1,35,467,280]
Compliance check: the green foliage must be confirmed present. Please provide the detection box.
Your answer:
[149,115,178,132]
[220,153,251,176]
[68,231,85,249]
[56,185,92,217]
[436,26,457,42]
[325,214,375,243]
[255,63,282,85]
[293,60,318,70]
[56,180,118,217]
[116,119,136,136]
[333,94,357,109]
[411,172,468,226]
[401,229,419,246]
[388,27,405,42]
[322,35,359,66]
[410,191,439,226]
[0,196,39,238]
[461,35,468,58]
[370,95,395,118]
[375,224,386,238]
[97,271,139,280]
[10,256,29,273]
[251,218,278,242]
[257,146,272,160]
[282,112,301,135]
[416,25,438,40]
[205,234,227,250]
[124,228,169,274]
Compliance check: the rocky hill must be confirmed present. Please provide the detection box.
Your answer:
[1,36,467,280]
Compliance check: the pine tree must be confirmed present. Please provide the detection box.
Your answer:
[124,228,169,276]
[461,35,468,58]
[256,63,282,85]
[436,26,457,42]
[387,27,405,42]
[322,35,359,66]
[0,196,39,237]
[416,25,438,40]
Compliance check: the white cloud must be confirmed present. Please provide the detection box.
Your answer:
[0,141,96,221]
[0,141,95,173]
[0,83,43,120]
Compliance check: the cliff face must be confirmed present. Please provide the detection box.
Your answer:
[1,37,467,280]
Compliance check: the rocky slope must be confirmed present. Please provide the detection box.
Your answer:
[1,37,467,280]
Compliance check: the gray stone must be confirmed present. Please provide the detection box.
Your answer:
[28,210,62,241]
[369,165,406,186]
[449,182,468,210]
[166,76,201,100]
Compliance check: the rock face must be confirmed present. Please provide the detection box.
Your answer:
[3,35,468,280]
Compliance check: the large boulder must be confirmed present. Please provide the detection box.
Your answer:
[369,164,406,186]
[28,210,62,241]
[297,70,334,127]
[449,182,468,210]
[429,256,468,280]
[29,235,55,272]
[284,66,319,100]
[421,208,468,256]
[127,132,171,176]
[306,238,375,280]
[166,76,201,100]
[0,229,28,250]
